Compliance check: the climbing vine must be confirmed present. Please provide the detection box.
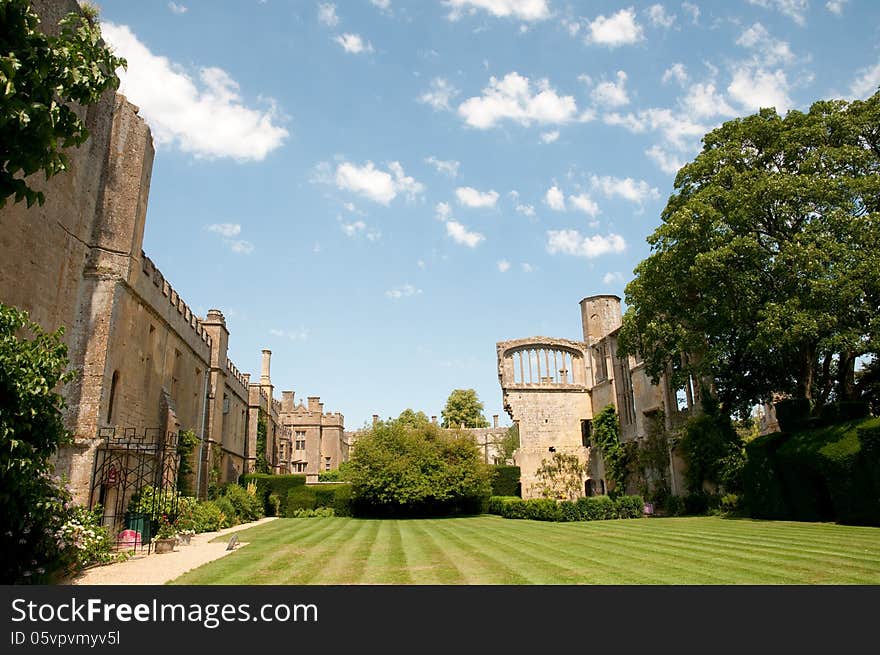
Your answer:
[591,405,626,495]
[255,411,269,474]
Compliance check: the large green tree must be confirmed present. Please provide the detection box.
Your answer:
[619,91,880,417]
[346,415,491,516]
[0,0,125,208]
[441,388,490,428]
[0,303,74,583]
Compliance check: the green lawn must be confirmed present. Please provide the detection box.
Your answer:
[170,515,880,585]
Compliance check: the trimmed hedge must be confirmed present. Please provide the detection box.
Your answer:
[284,484,353,518]
[487,495,645,522]
[743,418,880,526]
[241,474,306,516]
[489,465,521,497]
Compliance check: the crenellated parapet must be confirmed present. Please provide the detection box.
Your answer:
[224,358,249,401]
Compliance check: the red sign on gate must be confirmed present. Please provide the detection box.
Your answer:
[106,464,119,486]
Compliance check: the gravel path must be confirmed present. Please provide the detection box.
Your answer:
[65,517,278,585]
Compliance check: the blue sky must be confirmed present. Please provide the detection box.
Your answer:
[94,0,880,429]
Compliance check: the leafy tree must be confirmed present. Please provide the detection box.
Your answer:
[396,408,431,430]
[175,429,199,495]
[497,423,520,465]
[441,388,490,428]
[0,0,126,208]
[619,92,880,417]
[346,415,491,516]
[0,303,75,583]
[679,397,745,494]
[255,412,269,474]
[533,452,585,501]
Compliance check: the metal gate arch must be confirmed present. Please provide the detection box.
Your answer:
[88,427,181,553]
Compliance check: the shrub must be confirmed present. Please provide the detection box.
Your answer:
[684,491,712,515]
[614,495,645,519]
[774,398,811,433]
[489,466,521,497]
[285,487,317,516]
[291,507,335,518]
[241,474,306,516]
[719,493,741,515]
[559,500,581,522]
[214,496,238,528]
[523,498,562,521]
[55,505,118,573]
[664,495,685,517]
[314,488,337,508]
[680,397,743,494]
[219,484,264,522]
[268,493,282,517]
[192,501,225,532]
[332,485,353,517]
[576,496,616,521]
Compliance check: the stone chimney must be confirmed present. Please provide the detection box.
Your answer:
[493,414,499,428]
[372,414,379,427]
[242,373,251,386]
[281,391,294,413]
[308,396,321,413]
[431,416,437,425]
[260,349,272,385]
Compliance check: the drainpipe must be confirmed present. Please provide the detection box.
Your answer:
[195,369,210,499]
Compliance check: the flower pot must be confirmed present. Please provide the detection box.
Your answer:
[178,533,192,545]
[153,538,176,554]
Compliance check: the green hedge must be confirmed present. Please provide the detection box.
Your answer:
[743,418,880,525]
[487,495,644,522]
[284,484,352,518]
[241,474,306,516]
[489,465,521,497]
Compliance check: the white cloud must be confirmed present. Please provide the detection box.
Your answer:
[647,4,675,28]
[418,77,459,111]
[521,262,535,272]
[585,8,644,47]
[435,201,454,221]
[446,220,485,247]
[603,271,625,285]
[386,284,422,300]
[727,66,792,112]
[424,156,460,177]
[371,0,392,10]
[417,259,426,269]
[545,185,566,211]
[604,107,707,149]
[168,2,187,15]
[681,82,737,119]
[270,327,309,341]
[206,223,241,238]
[102,23,288,161]
[591,70,630,108]
[318,3,339,26]
[568,193,600,217]
[849,61,880,99]
[497,259,512,272]
[335,160,424,205]
[227,240,254,254]
[826,0,848,15]
[515,203,536,217]
[458,72,586,129]
[591,175,660,204]
[662,63,688,86]
[341,220,366,237]
[736,23,795,65]
[335,33,374,54]
[546,230,626,258]
[747,0,809,26]
[456,186,499,208]
[540,130,560,143]
[646,145,685,174]
[445,0,551,21]
[681,2,700,24]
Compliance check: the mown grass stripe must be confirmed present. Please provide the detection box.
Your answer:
[301,519,378,584]
[401,520,467,584]
[426,520,535,584]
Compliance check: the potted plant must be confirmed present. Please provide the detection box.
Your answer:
[152,515,177,554]
[175,498,197,544]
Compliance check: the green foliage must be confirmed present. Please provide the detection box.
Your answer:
[318,461,352,482]
[489,465,521,497]
[214,496,238,528]
[55,504,119,573]
[241,473,306,515]
[775,398,812,432]
[283,484,353,517]
[679,397,745,494]
[153,514,177,540]
[291,507,335,518]
[497,423,520,465]
[396,408,431,429]
[440,388,490,428]
[533,452,585,501]
[174,496,198,533]
[127,484,177,518]
[0,303,78,583]
[285,486,316,515]
[0,0,126,208]
[219,483,264,522]
[346,417,491,516]
[192,500,226,532]
[618,92,880,416]
[487,495,645,522]
[268,493,282,517]
[664,495,685,517]
[175,429,199,495]
[591,405,626,495]
[255,412,269,474]
[744,417,880,525]
[331,484,353,517]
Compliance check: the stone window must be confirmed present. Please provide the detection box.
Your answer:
[594,344,608,381]
[107,370,120,423]
[293,462,306,473]
[295,430,306,450]
[325,457,332,471]
[581,419,592,447]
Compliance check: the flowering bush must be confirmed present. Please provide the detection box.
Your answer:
[153,515,177,540]
[55,505,118,572]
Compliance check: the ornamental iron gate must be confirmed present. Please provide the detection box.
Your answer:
[88,428,181,554]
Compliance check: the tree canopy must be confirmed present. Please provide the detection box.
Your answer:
[0,0,125,208]
[441,388,490,428]
[346,414,491,516]
[619,91,880,417]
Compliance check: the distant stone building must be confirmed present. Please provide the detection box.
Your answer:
[497,295,688,499]
[0,0,346,510]
[279,392,345,481]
